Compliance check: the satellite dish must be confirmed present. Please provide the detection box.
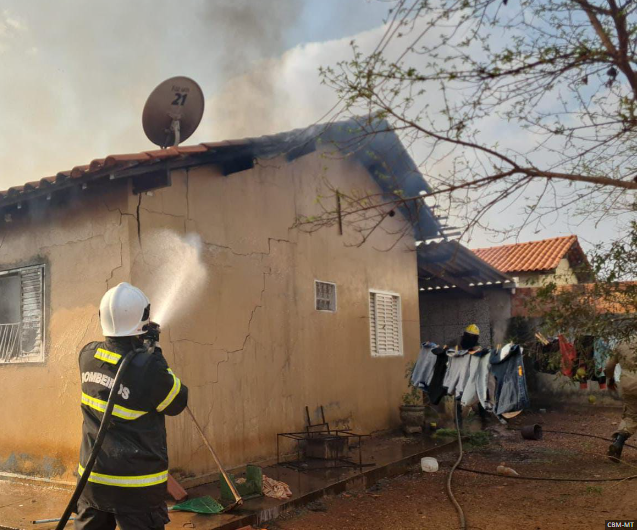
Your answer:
[142,76,205,148]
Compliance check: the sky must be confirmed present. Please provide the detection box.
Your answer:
[0,0,630,252]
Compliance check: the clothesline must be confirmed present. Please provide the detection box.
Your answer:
[411,342,530,417]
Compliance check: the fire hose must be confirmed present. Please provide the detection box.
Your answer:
[445,401,466,530]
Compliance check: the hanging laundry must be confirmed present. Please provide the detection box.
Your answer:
[594,338,617,389]
[443,347,473,399]
[427,346,451,405]
[558,334,577,377]
[411,342,439,390]
[460,348,493,410]
[490,344,530,416]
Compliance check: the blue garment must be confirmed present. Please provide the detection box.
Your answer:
[411,342,438,389]
[490,344,530,415]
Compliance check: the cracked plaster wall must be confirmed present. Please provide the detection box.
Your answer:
[0,146,421,481]
[0,182,132,479]
[131,148,421,477]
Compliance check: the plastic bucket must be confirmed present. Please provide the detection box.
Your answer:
[421,457,439,472]
[520,424,542,440]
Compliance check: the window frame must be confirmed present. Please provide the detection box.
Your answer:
[0,263,46,365]
[314,279,337,313]
[368,289,403,357]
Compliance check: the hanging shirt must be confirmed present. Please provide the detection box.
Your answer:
[558,335,577,377]
[442,347,472,399]
[460,348,492,409]
[411,342,438,390]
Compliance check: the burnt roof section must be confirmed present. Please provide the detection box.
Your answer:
[418,240,512,298]
[0,117,441,240]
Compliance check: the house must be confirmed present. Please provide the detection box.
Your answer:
[0,119,442,483]
[472,235,591,287]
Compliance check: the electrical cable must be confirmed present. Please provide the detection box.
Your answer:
[445,402,466,530]
[55,347,141,530]
[456,467,637,482]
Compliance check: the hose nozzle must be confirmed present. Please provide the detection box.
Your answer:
[144,321,161,344]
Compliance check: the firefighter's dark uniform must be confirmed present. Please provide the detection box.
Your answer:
[75,338,188,530]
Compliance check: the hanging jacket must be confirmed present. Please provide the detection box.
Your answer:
[410,342,438,390]
[427,346,450,405]
[490,344,529,415]
[78,338,188,514]
[460,348,492,409]
[442,347,472,399]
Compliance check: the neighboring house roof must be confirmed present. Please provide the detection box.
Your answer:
[418,240,512,298]
[471,235,589,274]
[0,118,442,240]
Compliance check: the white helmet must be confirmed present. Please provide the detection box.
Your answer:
[99,282,150,337]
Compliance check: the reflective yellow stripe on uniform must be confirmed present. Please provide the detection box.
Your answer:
[78,464,168,487]
[156,369,181,412]
[81,393,147,420]
[94,348,122,365]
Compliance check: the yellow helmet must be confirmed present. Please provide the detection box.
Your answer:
[465,324,480,335]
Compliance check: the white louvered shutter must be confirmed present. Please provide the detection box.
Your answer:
[20,266,44,360]
[369,293,378,355]
[369,291,403,357]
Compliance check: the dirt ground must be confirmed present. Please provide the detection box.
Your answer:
[267,406,637,530]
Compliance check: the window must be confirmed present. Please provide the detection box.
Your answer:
[0,264,45,363]
[315,280,337,312]
[369,290,403,357]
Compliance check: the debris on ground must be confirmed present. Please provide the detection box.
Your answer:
[262,475,292,500]
[305,500,327,512]
[496,464,519,476]
[274,406,637,530]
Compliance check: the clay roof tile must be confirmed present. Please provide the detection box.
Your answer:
[472,235,581,273]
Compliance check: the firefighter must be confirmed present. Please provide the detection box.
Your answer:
[75,282,188,530]
[605,340,637,462]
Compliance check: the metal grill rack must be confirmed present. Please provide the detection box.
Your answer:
[277,406,374,471]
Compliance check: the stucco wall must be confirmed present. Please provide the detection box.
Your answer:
[516,258,579,287]
[0,183,132,479]
[131,149,420,476]
[0,147,420,480]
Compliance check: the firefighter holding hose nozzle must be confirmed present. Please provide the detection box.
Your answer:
[75,282,188,530]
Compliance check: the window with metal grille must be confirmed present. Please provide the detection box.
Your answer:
[315,280,337,312]
[369,290,403,357]
[0,264,45,363]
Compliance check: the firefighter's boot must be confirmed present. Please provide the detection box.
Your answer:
[607,433,629,463]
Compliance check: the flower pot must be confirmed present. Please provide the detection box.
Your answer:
[399,404,426,434]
